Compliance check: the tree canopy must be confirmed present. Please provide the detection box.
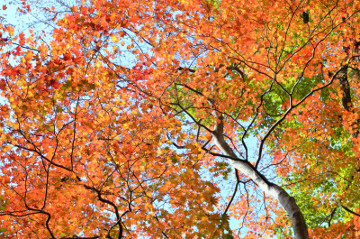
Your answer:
[1,0,360,238]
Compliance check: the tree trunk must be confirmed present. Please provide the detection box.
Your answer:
[212,126,309,239]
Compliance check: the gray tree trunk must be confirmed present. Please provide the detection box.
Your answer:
[212,125,309,239]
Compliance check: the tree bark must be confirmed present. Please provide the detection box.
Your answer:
[212,124,309,239]
[337,65,359,138]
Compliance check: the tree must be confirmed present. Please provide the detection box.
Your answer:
[0,0,360,238]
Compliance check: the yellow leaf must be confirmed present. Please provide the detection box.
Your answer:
[24,51,33,61]
[111,34,119,43]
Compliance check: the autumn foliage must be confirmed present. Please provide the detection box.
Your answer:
[1,0,360,238]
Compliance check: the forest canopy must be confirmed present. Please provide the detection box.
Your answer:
[1,0,360,238]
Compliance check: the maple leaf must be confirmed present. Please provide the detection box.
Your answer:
[13,45,21,56]
[0,79,6,90]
